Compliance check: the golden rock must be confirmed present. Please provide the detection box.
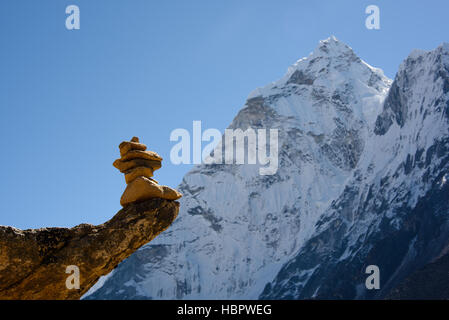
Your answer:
[113,158,162,173]
[120,176,182,207]
[124,166,154,184]
[121,150,162,162]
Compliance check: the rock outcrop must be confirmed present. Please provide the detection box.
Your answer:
[113,137,182,206]
[0,198,179,300]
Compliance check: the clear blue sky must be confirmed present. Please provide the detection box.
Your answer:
[1,0,447,229]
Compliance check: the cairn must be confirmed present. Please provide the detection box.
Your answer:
[113,137,182,206]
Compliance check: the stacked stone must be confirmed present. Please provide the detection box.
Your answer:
[113,137,182,207]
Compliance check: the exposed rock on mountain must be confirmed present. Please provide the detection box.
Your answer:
[387,251,449,299]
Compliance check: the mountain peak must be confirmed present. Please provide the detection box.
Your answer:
[401,42,449,72]
[283,36,368,81]
[439,42,449,52]
[248,37,389,102]
[313,35,354,57]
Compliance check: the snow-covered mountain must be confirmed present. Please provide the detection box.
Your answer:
[261,42,449,299]
[85,37,449,299]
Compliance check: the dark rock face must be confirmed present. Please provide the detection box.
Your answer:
[0,198,179,300]
[260,158,449,299]
[287,70,315,86]
[375,46,449,136]
[387,251,449,299]
[320,122,364,171]
[374,78,407,135]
